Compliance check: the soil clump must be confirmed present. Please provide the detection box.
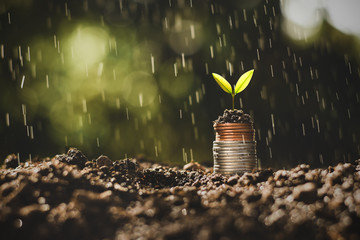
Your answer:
[213,109,253,125]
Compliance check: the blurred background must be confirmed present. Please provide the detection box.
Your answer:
[0,0,359,169]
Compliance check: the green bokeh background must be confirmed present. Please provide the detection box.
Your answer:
[1,0,359,168]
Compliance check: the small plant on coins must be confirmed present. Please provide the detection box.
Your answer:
[212,69,254,110]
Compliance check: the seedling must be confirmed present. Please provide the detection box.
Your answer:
[212,69,254,110]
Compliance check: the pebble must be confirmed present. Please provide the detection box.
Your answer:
[292,182,317,204]
[4,154,19,169]
[183,161,204,171]
[96,155,113,168]
[226,175,239,185]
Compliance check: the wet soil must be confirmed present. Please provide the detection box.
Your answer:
[213,109,253,125]
[1,148,360,240]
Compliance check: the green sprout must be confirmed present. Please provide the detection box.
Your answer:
[212,69,254,110]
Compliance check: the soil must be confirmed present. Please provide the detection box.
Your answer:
[213,109,253,125]
[1,148,360,240]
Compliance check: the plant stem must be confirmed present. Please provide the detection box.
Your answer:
[232,94,235,110]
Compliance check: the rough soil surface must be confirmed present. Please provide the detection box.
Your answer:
[213,109,253,125]
[1,148,360,240]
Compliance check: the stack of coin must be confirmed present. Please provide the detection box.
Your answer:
[213,123,257,175]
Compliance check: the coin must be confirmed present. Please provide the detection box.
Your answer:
[213,122,257,174]
[214,160,257,164]
[214,142,255,145]
[214,164,256,169]
[214,154,257,158]
[213,145,256,149]
[213,147,256,150]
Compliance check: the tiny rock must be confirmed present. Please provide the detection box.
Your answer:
[4,154,19,169]
[226,175,239,185]
[65,148,88,169]
[96,155,113,167]
[183,161,204,171]
[292,182,317,204]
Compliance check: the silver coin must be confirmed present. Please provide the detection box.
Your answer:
[215,157,255,160]
[214,151,256,155]
[214,170,254,173]
[215,158,256,161]
[214,161,256,164]
[214,160,256,165]
[214,167,255,172]
[214,168,254,173]
[215,156,256,159]
[214,156,256,162]
[214,159,256,164]
[215,166,256,170]
[214,170,249,175]
[214,166,256,170]
[214,154,256,157]
[214,162,256,166]
[214,150,256,153]
[214,163,256,166]
[213,150,256,153]
[214,154,256,158]
[213,148,256,153]
[214,165,254,169]
[214,161,256,166]
[214,156,256,160]
[214,166,254,170]
[214,159,256,163]
[213,151,257,155]
[213,139,257,174]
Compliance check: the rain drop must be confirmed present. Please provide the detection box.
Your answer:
[30,126,34,139]
[270,65,274,77]
[302,123,306,136]
[243,9,247,21]
[5,113,10,127]
[174,63,178,76]
[191,112,195,125]
[46,75,49,88]
[271,113,275,135]
[82,99,87,113]
[181,53,185,68]
[151,54,155,73]
[182,148,188,163]
[20,75,25,88]
[0,44,4,59]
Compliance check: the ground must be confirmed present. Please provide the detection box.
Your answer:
[1,148,360,240]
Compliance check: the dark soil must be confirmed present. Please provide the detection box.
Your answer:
[1,148,360,240]
[213,109,253,125]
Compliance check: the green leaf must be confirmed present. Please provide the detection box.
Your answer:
[234,69,254,95]
[212,73,232,94]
